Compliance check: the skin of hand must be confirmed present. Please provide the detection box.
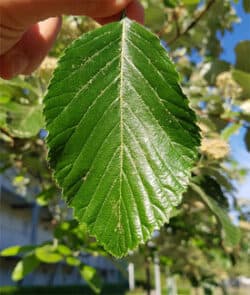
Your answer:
[0,0,144,79]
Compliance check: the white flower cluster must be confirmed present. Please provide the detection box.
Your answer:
[216,71,242,99]
[200,137,230,160]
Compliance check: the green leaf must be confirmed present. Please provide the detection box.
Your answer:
[243,0,250,13]
[0,77,40,98]
[163,0,179,8]
[80,265,102,294]
[182,0,200,5]
[221,123,241,140]
[0,95,11,104]
[0,110,7,127]
[190,182,241,247]
[35,245,63,263]
[232,69,250,97]
[0,79,30,104]
[145,4,166,32]
[199,167,234,192]
[1,102,44,138]
[36,187,57,206]
[57,244,72,256]
[54,220,82,240]
[164,0,199,8]
[204,60,230,85]
[44,18,200,257]
[12,255,40,281]
[1,245,35,257]
[235,41,250,73]
[200,176,229,208]
[66,256,81,266]
[245,128,250,152]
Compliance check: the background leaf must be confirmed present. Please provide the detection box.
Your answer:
[182,0,200,5]
[204,60,230,85]
[80,265,102,294]
[1,245,35,257]
[35,245,63,263]
[221,123,241,140]
[245,128,250,152]
[1,102,43,138]
[190,182,241,247]
[145,2,166,31]
[163,0,179,8]
[243,0,250,13]
[235,41,250,73]
[12,255,40,281]
[232,69,250,97]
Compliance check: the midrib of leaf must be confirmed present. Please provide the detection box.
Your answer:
[117,19,129,231]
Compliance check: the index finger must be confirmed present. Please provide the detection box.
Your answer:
[1,0,136,28]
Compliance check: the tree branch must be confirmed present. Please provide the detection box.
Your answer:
[168,0,216,46]
[197,110,250,129]
[173,9,180,37]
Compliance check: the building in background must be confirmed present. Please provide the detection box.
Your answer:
[0,173,124,286]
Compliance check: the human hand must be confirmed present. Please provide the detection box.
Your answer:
[0,0,144,79]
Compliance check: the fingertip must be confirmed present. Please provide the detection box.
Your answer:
[0,17,61,79]
[126,0,144,24]
[22,17,62,74]
[95,0,144,25]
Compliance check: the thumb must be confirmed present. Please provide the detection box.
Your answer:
[0,17,62,79]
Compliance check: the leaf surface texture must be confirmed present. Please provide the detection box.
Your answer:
[44,19,200,257]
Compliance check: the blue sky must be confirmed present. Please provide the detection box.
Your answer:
[220,0,250,63]
[221,0,250,199]
[230,128,250,198]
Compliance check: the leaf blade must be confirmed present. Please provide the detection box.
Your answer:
[12,255,40,281]
[190,182,241,247]
[44,19,200,257]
